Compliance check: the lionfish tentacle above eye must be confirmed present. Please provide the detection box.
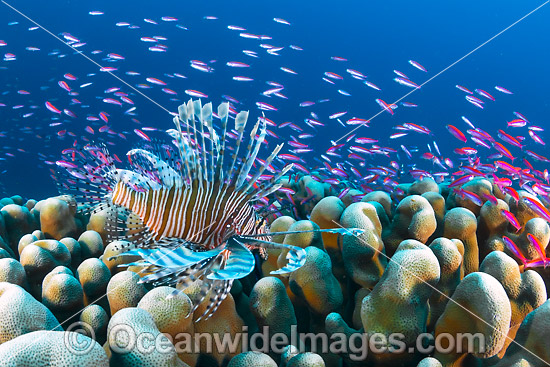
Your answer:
[55,98,363,321]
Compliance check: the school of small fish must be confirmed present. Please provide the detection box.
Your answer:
[0,7,549,268]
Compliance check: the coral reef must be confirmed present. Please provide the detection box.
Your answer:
[1,176,550,366]
[0,330,108,366]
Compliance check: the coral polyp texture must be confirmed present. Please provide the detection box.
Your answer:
[1,171,550,367]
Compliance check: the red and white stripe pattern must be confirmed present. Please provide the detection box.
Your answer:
[112,179,261,248]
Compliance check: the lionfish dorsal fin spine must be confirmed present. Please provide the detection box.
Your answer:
[201,102,217,181]
[171,119,193,184]
[184,99,199,182]
[244,143,284,194]
[214,102,229,182]
[175,101,196,183]
[182,102,195,182]
[188,101,204,188]
[235,117,267,189]
[235,110,249,132]
[193,99,209,182]
[226,110,249,182]
[252,161,293,200]
[178,103,188,122]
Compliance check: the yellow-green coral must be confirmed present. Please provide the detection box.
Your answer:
[340,202,386,288]
[382,195,437,255]
[106,270,147,315]
[77,257,111,307]
[106,307,186,366]
[443,207,478,275]
[480,251,546,357]
[0,330,108,367]
[361,240,440,366]
[434,272,511,365]
[289,247,343,317]
[0,283,61,343]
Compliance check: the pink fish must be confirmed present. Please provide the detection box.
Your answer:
[227,61,249,68]
[525,150,550,162]
[394,77,420,88]
[281,67,298,75]
[514,111,529,122]
[355,137,378,144]
[146,77,167,85]
[475,89,495,101]
[446,124,467,143]
[504,187,519,202]
[375,99,394,115]
[456,85,473,94]
[256,102,277,111]
[492,142,514,161]
[455,188,482,206]
[364,81,381,90]
[185,89,208,98]
[55,160,78,169]
[449,174,474,188]
[501,210,521,232]
[507,118,527,128]
[497,130,523,149]
[527,234,548,267]
[495,85,513,94]
[58,81,71,92]
[403,123,431,135]
[408,60,427,72]
[233,76,253,82]
[528,130,545,145]
[481,192,498,205]
[134,129,151,141]
[103,98,122,106]
[45,101,61,114]
[503,236,527,266]
[63,109,76,118]
[523,197,550,222]
[324,72,343,80]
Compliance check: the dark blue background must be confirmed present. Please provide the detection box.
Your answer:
[0,0,549,199]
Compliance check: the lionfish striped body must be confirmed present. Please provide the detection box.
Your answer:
[111,179,258,246]
[56,99,362,320]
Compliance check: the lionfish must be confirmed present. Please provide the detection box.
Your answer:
[56,99,362,320]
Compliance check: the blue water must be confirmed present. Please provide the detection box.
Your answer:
[0,0,549,199]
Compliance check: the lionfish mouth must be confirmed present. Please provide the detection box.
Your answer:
[56,99,363,321]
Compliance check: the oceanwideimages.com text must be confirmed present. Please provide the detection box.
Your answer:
[66,322,485,361]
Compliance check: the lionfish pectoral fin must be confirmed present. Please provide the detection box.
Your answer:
[242,227,366,239]
[270,245,305,274]
[119,245,223,290]
[154,237,202,250]
[321,227,365,236]
[236,236,306,275]
[127,246,222,268]
[196,279,234,322]
[140,257,212,285]
[103,206,155,248]
[206,238,255,280]
[54,144,118,215]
